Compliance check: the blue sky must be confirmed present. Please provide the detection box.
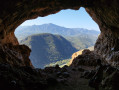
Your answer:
[21,7,100,31]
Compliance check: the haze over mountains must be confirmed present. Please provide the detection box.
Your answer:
[15,23,99,41]
[15,23,100,68]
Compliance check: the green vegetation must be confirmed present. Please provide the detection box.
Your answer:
[16,24,99,68]
[45,46,94,68]
[20,33,77,68]
[65,34,97,50]
[45,59,71,67]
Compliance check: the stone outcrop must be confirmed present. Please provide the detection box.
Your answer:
[95,31,119,66]
[70,49,102,67]
[0,0,119,67]
[85,2,119,66]
[0,43,32,67]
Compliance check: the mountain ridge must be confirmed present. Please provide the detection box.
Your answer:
[15,23,100,41]
[20,33,78,68]
[17,24,100,68]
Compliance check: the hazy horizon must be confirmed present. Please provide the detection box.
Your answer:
[18,23,100,31]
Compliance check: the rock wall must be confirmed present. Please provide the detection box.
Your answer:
[85,1,119,66]
[0,0,119,67]
[71,49,101,67]
[0,43,32,67]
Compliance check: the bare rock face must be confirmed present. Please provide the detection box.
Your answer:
[0,43,32,67]
[85,0,119,66]
[1,32,19,45]
[71,49,101,67]
[95,31,119,66]
[0,0,119,67]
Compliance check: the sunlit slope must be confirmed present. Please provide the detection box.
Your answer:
[20,33,77,68]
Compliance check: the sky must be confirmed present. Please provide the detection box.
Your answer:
[20,7,100,31]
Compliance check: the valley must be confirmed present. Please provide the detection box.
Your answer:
[15,23,99,68]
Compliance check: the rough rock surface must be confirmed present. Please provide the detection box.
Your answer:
[71,49,103,67]
[0,0,119,90]
[85,3,119,66]
[0,43,32,67]
[0,0,118,66]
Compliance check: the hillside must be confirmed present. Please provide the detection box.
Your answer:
[65,34,97,50]
[20,33,77,68]
[16,24,99,68]
[15,23,99,50]
[45,46,94,67]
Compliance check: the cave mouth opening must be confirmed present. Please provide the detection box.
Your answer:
[14,7,100,69]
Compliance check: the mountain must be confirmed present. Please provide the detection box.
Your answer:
[16,23,99,68]
[20,33,77,68]
[15,23,100,41]
[45,46,94,68]
[65,34,98,50]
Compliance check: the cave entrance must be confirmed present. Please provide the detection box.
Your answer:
[15,7,100,69]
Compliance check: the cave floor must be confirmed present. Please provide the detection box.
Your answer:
[47,66,105,90]
[0,63,107,90]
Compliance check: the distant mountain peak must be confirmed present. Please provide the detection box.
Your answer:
[47,23,54,25]
[46,23,61,27]
[15,23,100,42]
[40,23,53,25]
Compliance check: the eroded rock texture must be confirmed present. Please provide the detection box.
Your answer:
[0,0,119,90]
[0,0,119,67]
[70,49,102,67]
[0,43,32,67]
[85,0,119,66]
